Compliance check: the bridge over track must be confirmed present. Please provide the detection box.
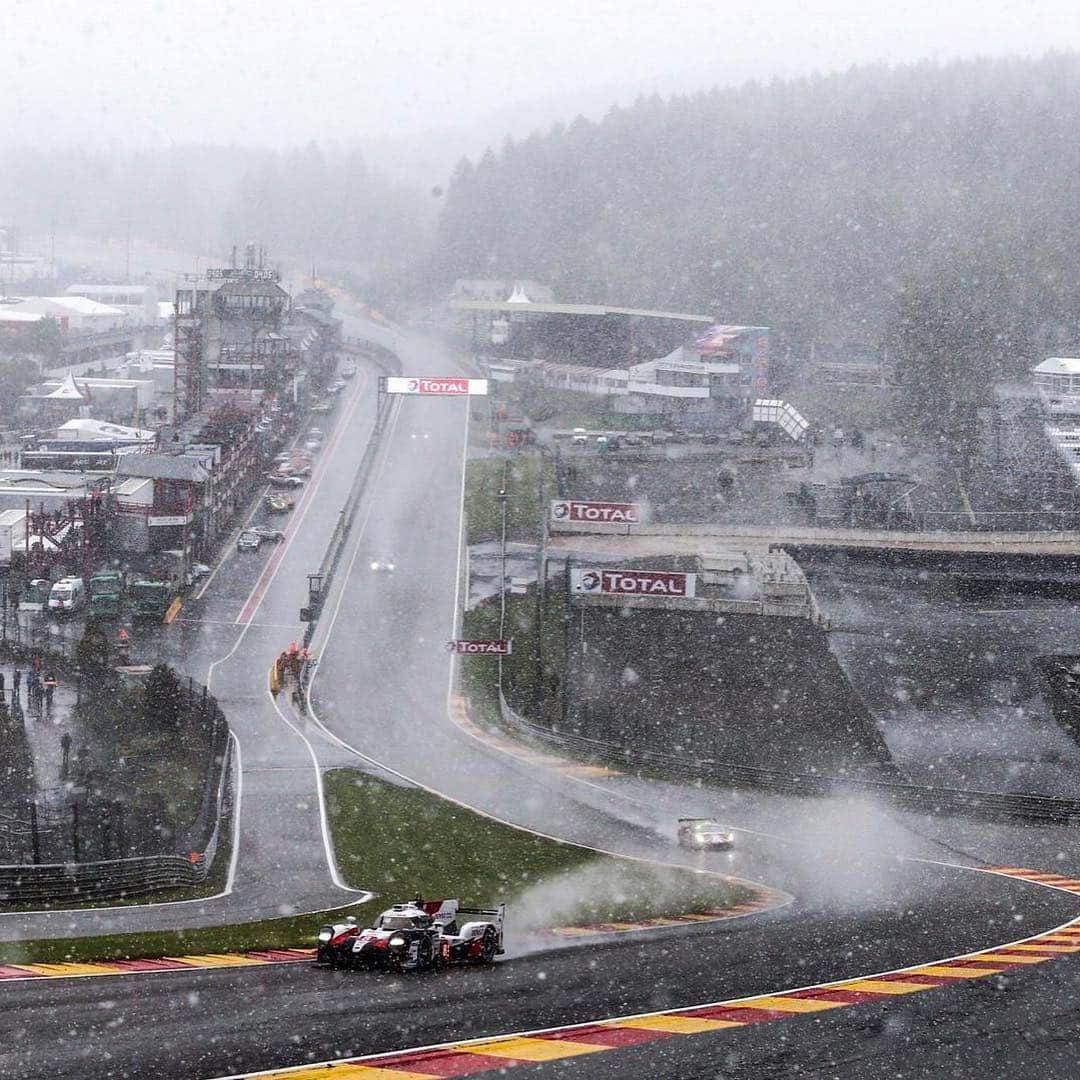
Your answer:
[549,520,1080,557]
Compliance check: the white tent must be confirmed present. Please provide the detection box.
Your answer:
[57,418,156,443]
[506,282,532,304]
[44,371,87,401]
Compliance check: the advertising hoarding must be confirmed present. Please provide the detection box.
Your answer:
[550,500,642,525]
[386,377,488,396]
[446,639,513,655]
[570,568,697,598]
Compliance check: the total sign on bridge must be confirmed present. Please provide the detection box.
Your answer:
[384,376,489,396]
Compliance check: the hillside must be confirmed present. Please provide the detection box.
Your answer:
[433,54,1080,368]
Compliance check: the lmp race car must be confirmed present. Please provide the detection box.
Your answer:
[677,818,736,851]
[316,898,505,972]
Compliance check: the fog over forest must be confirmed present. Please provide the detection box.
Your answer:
[5,53,1080,436]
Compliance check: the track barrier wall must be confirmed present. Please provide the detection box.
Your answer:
[497,690,1080,826]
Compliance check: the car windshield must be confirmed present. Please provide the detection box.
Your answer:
[6,12,1076,1080]
[379,916,423,931]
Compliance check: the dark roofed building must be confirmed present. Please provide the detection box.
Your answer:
[115,454,209,483]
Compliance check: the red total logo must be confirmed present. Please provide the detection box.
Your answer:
[416,377,470,395]
[551,500,641,524]
[573,568,696,598]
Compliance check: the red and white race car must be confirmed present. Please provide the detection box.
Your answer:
[316,898,505,972]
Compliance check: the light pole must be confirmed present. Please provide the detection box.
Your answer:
[496,477,509,691]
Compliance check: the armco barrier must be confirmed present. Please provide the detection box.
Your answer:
[497,691,1080,825]
[0,693,234,904]
[0,855,205,906]
[301,340,402,649]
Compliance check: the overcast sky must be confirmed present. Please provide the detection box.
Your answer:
[4,0,1080,158]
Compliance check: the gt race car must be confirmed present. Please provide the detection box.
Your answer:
[316,898,505,972]
[677,818,735,851]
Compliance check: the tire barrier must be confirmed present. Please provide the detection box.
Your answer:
[498,691,1080,826]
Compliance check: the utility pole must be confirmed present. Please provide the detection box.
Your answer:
[496,460,509,693]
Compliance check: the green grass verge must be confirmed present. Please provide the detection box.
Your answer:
[324,769,594,902]
[325,771,755,933]
[0,769,755,966]
[461,586,566,728]
[464,453,556,545]
[0,900,368,968]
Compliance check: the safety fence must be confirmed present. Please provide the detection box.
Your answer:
[300,339,402,651]
[0,689,232,903]
[497,691,1080,826]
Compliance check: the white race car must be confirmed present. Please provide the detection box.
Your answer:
[677,818,735,851]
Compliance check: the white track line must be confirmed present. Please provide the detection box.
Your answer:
[264,679,369,897]
[302,399,784,902]
[209,863,1080,1080]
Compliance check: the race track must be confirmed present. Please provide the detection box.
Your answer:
[3,308,1078,1080]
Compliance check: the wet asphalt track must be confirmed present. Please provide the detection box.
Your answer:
[3,310,1079,1079]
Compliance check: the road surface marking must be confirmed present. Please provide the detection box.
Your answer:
[0,947,316,983]
[206,864,1080,1080]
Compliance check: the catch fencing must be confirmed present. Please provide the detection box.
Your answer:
[0,686,232,904]
[497,691,1080,826]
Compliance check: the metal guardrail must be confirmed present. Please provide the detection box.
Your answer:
[0,854,204,905]
[0,689,233,903]
[301,340,402,648]
[498,691,1080,825]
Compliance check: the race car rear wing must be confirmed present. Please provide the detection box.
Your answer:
[458,903,505,929]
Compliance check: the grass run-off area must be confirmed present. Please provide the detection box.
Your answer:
[464,453,557,545]
[0,772,754,966]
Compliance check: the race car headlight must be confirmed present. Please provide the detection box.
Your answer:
[388,936,406,948]
[318,930,332,942]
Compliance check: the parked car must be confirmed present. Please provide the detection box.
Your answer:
[571,428,588,445]
[237,530,263,552]
[251,526,285,542]
[267,474,305,488]
[264,494,295,513]
[48,577,86,614]
[185,563,211,587]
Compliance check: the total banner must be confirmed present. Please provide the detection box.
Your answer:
[570,568,697,598]
[446,639,513,655]
[550,500,642,524]
[385,377,488,396]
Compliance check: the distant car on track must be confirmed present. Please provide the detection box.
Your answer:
[677,818,735,851]
[370,558,395,572]
[340,362,357,378]
[316,898,504,972]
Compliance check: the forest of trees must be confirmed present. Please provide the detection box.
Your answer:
[433,53,1080,399]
